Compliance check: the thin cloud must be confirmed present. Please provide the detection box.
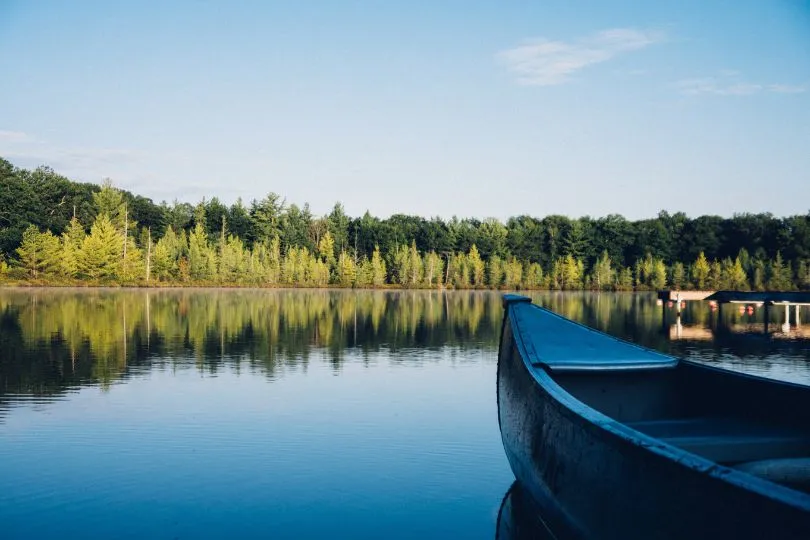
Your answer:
[768,84,807,94]
[0,132,146,187]
[0,130,32,143]
[497,28,663,86]
[677,73,807,96]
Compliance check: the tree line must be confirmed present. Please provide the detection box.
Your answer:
[1,157,809,290]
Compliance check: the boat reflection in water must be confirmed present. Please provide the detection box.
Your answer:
[496,482,563,540]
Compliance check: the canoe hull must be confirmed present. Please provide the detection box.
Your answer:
[497,307,810,539]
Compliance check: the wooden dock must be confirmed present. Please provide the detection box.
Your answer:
[704,291,810,306]
[659,290,810,333]
[657,290,716,302]
[659,290,810,305]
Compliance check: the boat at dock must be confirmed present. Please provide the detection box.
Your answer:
[497,294,810,539]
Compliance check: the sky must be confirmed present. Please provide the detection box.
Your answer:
[1,0,809,221]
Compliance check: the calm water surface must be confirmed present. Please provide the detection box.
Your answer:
[1,290,809,539]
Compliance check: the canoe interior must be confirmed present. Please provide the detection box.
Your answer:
[551,361,810,492]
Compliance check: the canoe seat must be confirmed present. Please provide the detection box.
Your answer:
[734,458,810,493]
[627,417,810,464]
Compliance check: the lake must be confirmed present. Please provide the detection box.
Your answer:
[1,289,809,539]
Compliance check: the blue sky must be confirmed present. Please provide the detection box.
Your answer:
[1,1,808,220]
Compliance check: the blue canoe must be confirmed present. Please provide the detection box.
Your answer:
[497,295,810,539]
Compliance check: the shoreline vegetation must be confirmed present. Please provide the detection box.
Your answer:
[2,157,809,292]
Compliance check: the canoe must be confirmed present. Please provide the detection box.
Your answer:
[497,295,810,539]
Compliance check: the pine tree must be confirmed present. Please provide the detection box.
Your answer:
[423,251,443,286]
[616,267,634,291]
[152,227,181,281]
[798,260,810,291]
[119,236,145,282]
[448,253,470,288]
[312,258,330,286]
[691,252,710,289]
[281,246,297,284]
[503,258,523,288]
[729,257,749,290]
[16,225,60,278]
[264,236,282,284]
[670,262,686,290]
[370,246,386,286]
[592,250,614,291]
[768,251,792,290]
[92,179,126,226]
[58,217,85,279]
[317,231,336,269]
[188,220,214,281]
[406,241,423,286]
[488,255,504,288]
[708,260,722,290]
[651,259,667,290]
[79,214,122,280]
[561,254,583,290]
[393,245,410,286]
[752,259,766,291]
[337,250,356,286]
[219,235,248,283]
[468,244,485,286]
[524,262,544,289]
[356,257,373,287]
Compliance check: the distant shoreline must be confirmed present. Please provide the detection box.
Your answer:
[0,283,636,293]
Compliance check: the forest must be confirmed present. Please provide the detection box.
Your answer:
[1,157,809,291]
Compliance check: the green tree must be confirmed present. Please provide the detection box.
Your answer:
[406,241,423,286]
[188,220,215,281]
[16,225,60,278]
[728,257,749,290]
[92,179,126,224]
[503,257,523,289]
[219,235,248,283]
[79,214,122,279]
[152,226,183,281]
[651,258,667,290]
[327,203,350,253]
[752,259,766,291]
[798,260,810,290]
[488,255,504,288]
[768,251,792,290]
[560,254,584,290]
[58,217,85,278]
[562,220,587,259]
[262,236,282,285]
[670,262,686,290]
[318,231,336,269]
[468,244,485,286]
[691,252,710,289]
[423,251,444,286]
[708,260,722,290]
[119,236,145,282]
[250,193,285,244]
[616,266,634,291]
[370,246,386,286]
[337,250,357,286]
[592,250,614,291]
[524,262,544,289]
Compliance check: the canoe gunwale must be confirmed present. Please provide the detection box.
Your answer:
[502,299,810,513]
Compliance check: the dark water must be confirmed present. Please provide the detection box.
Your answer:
[1,289,808,539]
